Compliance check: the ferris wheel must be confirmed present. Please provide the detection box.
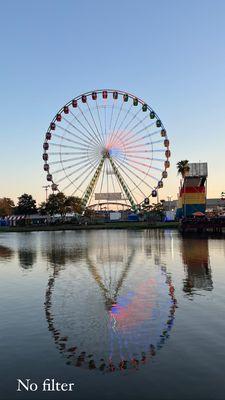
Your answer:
[42,89,170,211]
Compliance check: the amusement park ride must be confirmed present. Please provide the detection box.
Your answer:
[43,89,170,212]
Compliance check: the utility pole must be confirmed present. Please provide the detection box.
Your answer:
[42,185,50,202]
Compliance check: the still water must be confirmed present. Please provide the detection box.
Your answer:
[0,229,225,400]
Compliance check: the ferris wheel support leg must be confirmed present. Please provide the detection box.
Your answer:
[108,157,138,213]
[81,156,105,213]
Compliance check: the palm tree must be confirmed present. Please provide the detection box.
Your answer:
[176,160,190,178]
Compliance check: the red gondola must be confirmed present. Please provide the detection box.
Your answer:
[92,92,97,100]
[165,149,171,158]
[102,90,108,99]
[56,113,62,122]
[64,106,69,114]
[82,95,87,103]
[164,139,169,147]
[72,99,78,108]
[164,160,170,169]
[50,122,56,130]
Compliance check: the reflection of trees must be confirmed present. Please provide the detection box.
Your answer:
[17,234,37,270]
[0,245,14,260]
[18,249,36,269]
[181,238,213,295]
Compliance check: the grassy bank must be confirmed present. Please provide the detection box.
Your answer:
[0,221,179,233]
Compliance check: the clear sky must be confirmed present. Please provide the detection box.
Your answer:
[1,0,225,205]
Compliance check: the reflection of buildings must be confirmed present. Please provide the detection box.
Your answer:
[181,238,213,295]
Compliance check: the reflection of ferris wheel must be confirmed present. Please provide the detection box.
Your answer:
[43,89,170,211]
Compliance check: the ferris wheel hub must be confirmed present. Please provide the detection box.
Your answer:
[101,148,111,158]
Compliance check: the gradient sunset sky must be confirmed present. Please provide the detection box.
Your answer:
[1,0,225,204]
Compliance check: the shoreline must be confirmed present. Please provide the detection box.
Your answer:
[0,221,179,233]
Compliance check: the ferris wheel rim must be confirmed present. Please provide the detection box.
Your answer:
[42,89,171,209]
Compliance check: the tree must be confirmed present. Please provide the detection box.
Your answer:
[65,196,83,214]
[176,160,190,178]
[15,194,37,215]
[45,192,67,216]
[38,201,47,215]
[0,197,15,217]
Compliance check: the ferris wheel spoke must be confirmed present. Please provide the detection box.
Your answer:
[109,104,133,146]
[50,143,89,152]
[51,158,93,175]
[109,100,115,132]
[57,121,98,149]
[123,132,163,148]
[122,157,162,172]
[125,155,163,172]
[77,105,103,146]
[51,132,91,150]
[115,120,156,148]
[86,100,105,146]
[70,162,100,197]
[112,107,142,145]
[62,160,99,193]
[96,100,105,144]
[114,156,151,194]
[113,114,150,145]
[69,110,102,147]
[119,157,159,182]
[110,101,124,141]
[49,155,89,166]
[55,157,94,184]
[112,157,148,198]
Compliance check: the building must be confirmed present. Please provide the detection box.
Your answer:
[176,163,208,218]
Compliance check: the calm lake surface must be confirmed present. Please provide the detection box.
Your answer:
[0,229,225,400]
